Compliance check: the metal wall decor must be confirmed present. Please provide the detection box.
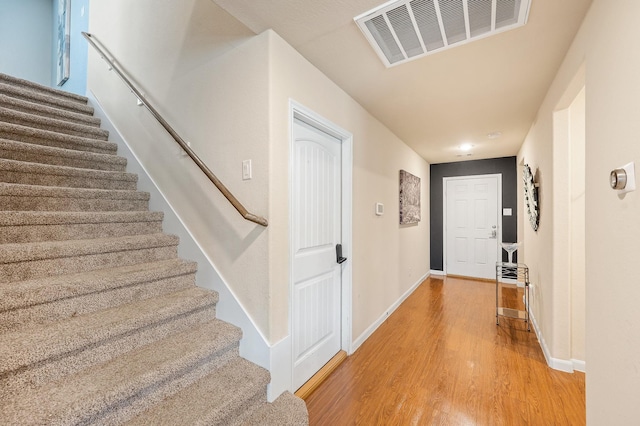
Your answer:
[523,164,539,231]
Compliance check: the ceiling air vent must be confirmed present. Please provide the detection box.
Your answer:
[355,0,531,67]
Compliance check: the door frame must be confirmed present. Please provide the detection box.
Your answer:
[288,100,353,390]
[442,173,502,277]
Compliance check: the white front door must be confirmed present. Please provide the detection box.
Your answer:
[292,118,342,390]
[445,175,499,280]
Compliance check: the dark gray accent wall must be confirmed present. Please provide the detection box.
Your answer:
[430,156,518,271]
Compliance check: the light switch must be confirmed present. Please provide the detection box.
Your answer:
[503,208,512,216]
[242,160,252,180]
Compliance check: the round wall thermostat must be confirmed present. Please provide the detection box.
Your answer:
[610,168,627,190]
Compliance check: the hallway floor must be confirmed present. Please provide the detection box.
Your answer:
[305,276,585,425]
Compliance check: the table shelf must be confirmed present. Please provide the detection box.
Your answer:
[496,262,530,331]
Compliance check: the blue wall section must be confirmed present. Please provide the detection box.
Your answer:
[52,0,89,95]
[430,156,518,271]
[0,0,53,85]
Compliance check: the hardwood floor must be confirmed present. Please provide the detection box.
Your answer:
[305,276,585,425]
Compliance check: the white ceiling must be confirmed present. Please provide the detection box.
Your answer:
[213,0,593,164]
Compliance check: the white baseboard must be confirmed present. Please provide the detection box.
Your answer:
[351,272,430,353]
[572,359,586,373]
[529,309,575,373]
[430,270,445,276]
[87,92,271,370]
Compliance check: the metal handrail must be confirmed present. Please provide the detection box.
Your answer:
[82,32,268,227]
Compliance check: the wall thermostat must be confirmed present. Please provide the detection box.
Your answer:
[610,162,635,194]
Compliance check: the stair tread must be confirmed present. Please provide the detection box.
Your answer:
[127,357,269,426]
[0,158,137,182]
[0,287,218,374]
[239,392,309,426]
[0,82,94,115]
[0,210,163,226]
[0,107,109,139]
[0,74,308,425]
[0,122,117,153]
[0,93,101,127]
[0,318,241,425]
[0,73,89,104]
[0,138,126,169]
[0,182,149,199]
[0,233,179,264]
[0,258,197,312]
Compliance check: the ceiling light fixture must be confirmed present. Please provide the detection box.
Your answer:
[355,0,531,67]
[459,143,473,151]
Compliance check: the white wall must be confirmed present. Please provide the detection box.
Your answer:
[87,0,430,349]
[88,0,272,336]
[0,0,53,85]
[519,0,640,422]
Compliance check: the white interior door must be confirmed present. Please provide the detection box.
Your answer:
[292,118,342,391]
[445,175,499,280]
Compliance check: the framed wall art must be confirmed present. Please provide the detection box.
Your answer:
[56,0,71,86]
[399,170,421,225]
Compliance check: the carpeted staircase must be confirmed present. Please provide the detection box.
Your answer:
[0,73,308,425]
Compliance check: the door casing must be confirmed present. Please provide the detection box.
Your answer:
[288,100,353,390]
[443,174,502,278]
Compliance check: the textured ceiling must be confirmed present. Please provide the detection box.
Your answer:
[213,0,592,164]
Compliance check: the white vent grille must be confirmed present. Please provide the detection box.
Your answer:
[355,0,531,67]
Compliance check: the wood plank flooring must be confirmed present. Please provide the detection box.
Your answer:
[305,276,585,425]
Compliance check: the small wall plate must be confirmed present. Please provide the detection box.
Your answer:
[375,203,384,216]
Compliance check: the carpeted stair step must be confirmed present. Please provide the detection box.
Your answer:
[0,182,149,212]
[237,391,310,426]
[0,233,178,283]
[0,288,221,401]
[0,138,126,171]
[0,73,89,105]
[0,81,94,116]
[0,211,164,243]
[0,158,137,190]
[126,357,270,426]
[0,93,101,127]
[0,258,198,332]
[0,122,117,154]
[0,318,242,425]
[0,107,109,140]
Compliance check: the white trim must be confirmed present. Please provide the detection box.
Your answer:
[87,92,271,367]
[430,269,446,276]
[351,272,429,352]
[529,308,574,373]
[442,174,502,278]
[267,335,292,401]
[288,100,354,391]
[572,359,586,373]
